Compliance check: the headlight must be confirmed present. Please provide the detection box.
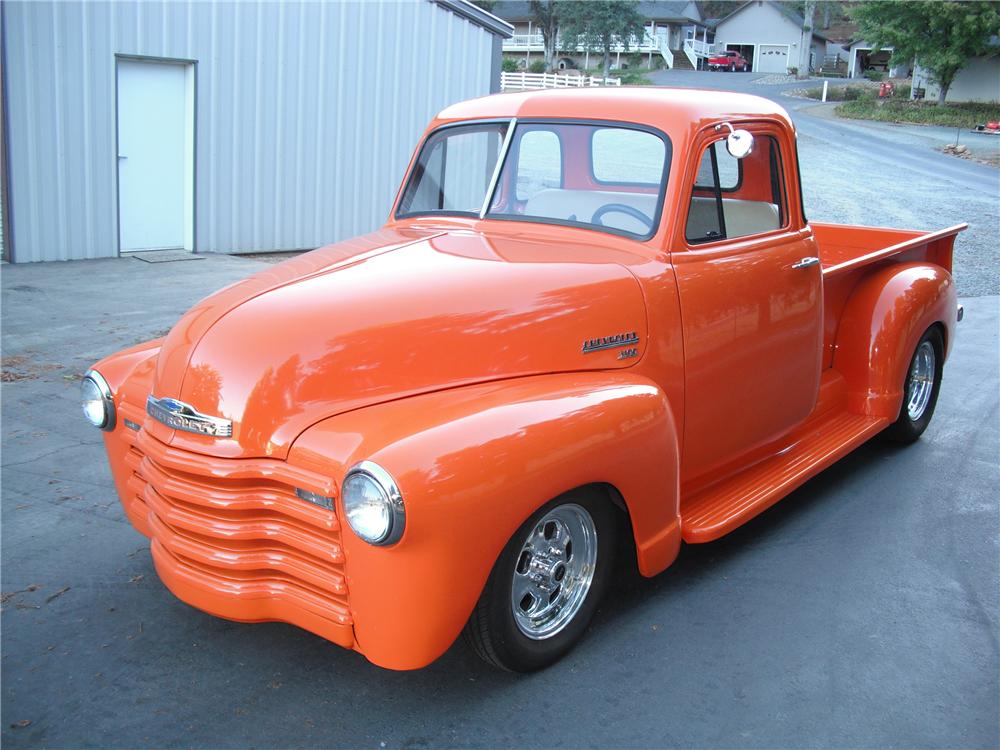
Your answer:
[342,461,405,546]
[81,370,116,431]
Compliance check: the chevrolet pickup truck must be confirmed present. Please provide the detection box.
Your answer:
[708,49,750,71]
[83,88,965,672]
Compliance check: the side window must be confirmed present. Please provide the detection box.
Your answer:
[686,134,787,244]
[592,128,665,185]
[515,130,562,201]
[694,142,740,191]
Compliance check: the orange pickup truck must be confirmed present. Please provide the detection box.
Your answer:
[83,88,965,672]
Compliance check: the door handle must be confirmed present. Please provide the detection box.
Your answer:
[791,256,820,269]
[117,154,127,160]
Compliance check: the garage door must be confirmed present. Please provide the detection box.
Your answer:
[757,45,789,73]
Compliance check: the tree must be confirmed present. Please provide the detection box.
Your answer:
[558,1,648,78]
[796,0,817,78]
[851,0,1000,105]
[529,0,561,72]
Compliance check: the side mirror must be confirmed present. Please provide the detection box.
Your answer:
[726,129,755,159]
[716,122,754,159]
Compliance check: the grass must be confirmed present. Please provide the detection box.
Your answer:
[582,66,652,85]
[801,84,871,101]
[836,96,999,129]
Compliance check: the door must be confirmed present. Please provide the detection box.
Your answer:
[757,44,789,73]
[117,59,193,252]
[672,126,823,483]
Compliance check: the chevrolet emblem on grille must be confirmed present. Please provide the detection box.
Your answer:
[146,395,233,437]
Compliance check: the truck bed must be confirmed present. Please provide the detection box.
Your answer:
[812,222,967,278]
[814,221,966,369]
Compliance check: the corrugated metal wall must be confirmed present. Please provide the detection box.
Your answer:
[3,0,497,263]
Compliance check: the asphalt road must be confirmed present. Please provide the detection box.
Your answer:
[2,72,998,749]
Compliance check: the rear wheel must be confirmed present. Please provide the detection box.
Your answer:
[463,488,617,672]
[883,327,944,443]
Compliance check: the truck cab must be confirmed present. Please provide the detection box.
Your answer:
[83,88,964,672]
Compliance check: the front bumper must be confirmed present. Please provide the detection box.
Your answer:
[108,406,355,651]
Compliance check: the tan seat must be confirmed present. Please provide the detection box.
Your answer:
[688,197,780,240]
[524,189,658,235]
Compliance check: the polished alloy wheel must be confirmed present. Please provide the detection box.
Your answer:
[510,503,597,640]
[906,340,936,420]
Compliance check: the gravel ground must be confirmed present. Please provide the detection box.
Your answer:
[794,110,998,297]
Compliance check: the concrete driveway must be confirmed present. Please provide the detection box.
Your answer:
[2,73,999,748]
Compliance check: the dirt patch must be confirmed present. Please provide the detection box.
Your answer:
[234,251,309,264]
[2,354,74,382]
[939,143,1000,168]
[2,356,36,382]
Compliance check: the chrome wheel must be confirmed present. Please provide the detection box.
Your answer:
[906,341,936,420]
[510,503,597,640]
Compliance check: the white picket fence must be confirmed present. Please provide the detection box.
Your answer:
[500,71,623,92]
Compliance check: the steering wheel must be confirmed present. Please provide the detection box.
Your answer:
[591,203,654,232]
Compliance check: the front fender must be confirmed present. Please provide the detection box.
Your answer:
[288,372,681,670]
[833,263,956,419]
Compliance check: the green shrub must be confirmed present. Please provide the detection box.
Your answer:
[801,84,868,101]
[842,85,867,101]
[864,69,885,82]
[501,57,519,73]
[895,84,912,100]
[528,60,546,74]
[836,98,998,128]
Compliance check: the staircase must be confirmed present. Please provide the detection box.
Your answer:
[671,50,696,70]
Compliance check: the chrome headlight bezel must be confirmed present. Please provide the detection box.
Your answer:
[341,461,405,546]
[81,370,116,431]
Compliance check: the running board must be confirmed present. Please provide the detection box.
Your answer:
[681,412,889,543]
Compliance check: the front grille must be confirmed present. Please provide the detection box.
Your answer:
[122,427,352,627]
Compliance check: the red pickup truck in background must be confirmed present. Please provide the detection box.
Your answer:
[708,49,750,71]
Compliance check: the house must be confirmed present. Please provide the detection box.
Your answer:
[0,0,512,263]
[912,38,1000,103]
[711,0,828,75]
[493,1,714,71]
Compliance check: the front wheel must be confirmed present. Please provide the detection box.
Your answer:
[463,488,618,672]
[883,326,944,443]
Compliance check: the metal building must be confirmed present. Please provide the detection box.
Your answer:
[0,0,510,263]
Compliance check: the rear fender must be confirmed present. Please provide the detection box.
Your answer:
[288,372,681,670]
[833,263,956,419]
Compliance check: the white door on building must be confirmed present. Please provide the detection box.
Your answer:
[757,45,790,73]
[116,59,193,252]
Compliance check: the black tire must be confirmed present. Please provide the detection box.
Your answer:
[729,63,736,72]
[463,487,618,672]
[883,326,944,444]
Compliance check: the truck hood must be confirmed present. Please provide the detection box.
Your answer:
[148,227,649,459]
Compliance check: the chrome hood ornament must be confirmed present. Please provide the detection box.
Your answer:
[146,396,233,437]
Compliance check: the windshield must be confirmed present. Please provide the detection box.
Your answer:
[397,120,670,240]
[397,122,509,217]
